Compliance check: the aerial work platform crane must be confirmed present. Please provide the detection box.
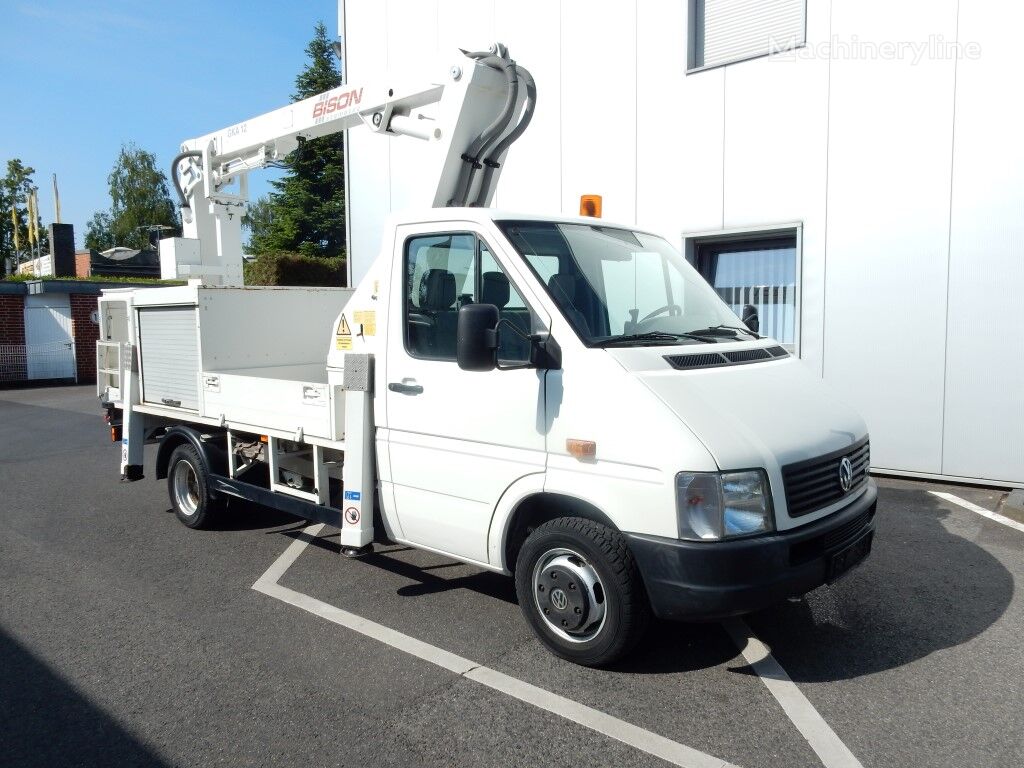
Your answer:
[160,43,534,286]
[95,39,876,667]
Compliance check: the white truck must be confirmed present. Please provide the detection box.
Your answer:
[97,44,875,666]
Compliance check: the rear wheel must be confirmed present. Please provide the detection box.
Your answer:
[167,444,222,529]
[515,517,650,666]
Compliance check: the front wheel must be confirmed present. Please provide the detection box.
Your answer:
[514,517,650,666]
[167,444,223,529]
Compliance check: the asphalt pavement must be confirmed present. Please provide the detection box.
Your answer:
[1,385,1021,767]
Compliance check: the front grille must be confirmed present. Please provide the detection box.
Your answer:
[790,508,874,565]
[765,345,789,358]
[782,438,870,518]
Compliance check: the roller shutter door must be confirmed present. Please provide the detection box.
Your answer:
[138,307,200,410]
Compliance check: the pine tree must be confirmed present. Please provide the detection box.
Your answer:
[246,22,346,268]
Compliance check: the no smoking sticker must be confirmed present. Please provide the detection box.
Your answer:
[344,507,360,525]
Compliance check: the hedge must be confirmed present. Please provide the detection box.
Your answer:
[243,252,346,287]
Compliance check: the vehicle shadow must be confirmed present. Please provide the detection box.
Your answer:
[730,487,1014,682]
[266,486,1013,681]
[608,487,1014,677]
[294,530,520,606]
[0,628,172,767]
[162,499,302,531]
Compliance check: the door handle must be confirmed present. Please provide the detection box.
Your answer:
[388,382,423,395]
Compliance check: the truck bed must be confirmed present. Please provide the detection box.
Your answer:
[102,284,352,446]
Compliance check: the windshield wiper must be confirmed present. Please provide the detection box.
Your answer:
[595,331,717,347]
[687,324,761,340]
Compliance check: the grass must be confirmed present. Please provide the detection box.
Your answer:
[2,274,183,285]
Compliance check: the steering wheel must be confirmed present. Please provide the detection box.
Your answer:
[639,304,682,323]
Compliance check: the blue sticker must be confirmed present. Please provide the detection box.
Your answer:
[122,438,128,445]
[343,490,361,501]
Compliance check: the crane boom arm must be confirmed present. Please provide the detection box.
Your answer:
[164,44,535,286]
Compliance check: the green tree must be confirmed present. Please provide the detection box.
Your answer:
[0,159,49,276]
[84,211,116,251]
[246,21,346,270]
[88,143,179,251]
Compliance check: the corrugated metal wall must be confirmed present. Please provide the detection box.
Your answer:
[343,0,1023,487]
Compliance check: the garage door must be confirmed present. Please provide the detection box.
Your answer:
[24,294,75,380]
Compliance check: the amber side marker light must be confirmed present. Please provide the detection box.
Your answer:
[566,439,597,459]
[579,194,602,218]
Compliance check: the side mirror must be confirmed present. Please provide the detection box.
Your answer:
[456,304,499,372]
[741,304,760,334]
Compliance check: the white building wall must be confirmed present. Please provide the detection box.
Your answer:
[341,0,1023,487]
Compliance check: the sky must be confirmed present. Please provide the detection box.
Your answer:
[0,0,340,248]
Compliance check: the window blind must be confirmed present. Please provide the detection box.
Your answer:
[694,0,806,69]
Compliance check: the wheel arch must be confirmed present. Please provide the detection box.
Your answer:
[498,491,619,575]
[155,425,228,481]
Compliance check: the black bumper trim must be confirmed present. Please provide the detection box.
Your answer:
[626,481,877,621]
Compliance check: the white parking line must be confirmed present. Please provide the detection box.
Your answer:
[723,619,864,768]
[253,525,739,768]
[929,491,1024,534]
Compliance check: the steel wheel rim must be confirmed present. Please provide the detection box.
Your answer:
[532,547,607,643]
[172,460,200,516]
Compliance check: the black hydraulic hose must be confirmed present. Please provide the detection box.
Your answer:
[448,51,519,206]
[448,52,517,205]
[170,150,203,211]
[471,64,536,207]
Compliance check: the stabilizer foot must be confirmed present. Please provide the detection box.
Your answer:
[341,543,374,558]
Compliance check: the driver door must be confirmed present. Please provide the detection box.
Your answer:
[384,223,550,563]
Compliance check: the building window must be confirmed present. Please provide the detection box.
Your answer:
[691,229,799,348]
[689,0,806,71]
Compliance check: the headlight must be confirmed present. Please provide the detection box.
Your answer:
[676,470,773,541]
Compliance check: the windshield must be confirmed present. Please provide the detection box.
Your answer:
[497,221,746,345]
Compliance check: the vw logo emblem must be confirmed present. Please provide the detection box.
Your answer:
[838,456,854,492]
[550,588,568,611]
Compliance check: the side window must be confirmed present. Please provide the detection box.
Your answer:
[404,234,533,363]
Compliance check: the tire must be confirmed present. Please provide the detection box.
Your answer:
[514,517,650,666]
[167,444,222,529]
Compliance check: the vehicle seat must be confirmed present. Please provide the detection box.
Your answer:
[418,268,457,357]
[548,273,590,336]
[482,271,530,361]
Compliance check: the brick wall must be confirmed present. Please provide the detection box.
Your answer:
[0,295,26,344]
[70,294,99,382]
[74,252,92,278]
[0,294,27,381]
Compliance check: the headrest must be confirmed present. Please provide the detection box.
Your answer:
[481,271,510,308]
[548,273,577,304]
[419,269,456,310]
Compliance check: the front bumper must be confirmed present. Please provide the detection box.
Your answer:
[626,481,877,621]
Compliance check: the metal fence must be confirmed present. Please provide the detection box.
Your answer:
[714,284,796,345]
[0,342,77,382]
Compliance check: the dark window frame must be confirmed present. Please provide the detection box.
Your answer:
[401,231,535,364]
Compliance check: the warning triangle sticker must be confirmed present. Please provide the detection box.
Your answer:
[337,315,352,336]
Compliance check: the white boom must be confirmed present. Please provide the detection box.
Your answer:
[162,44,535,286]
